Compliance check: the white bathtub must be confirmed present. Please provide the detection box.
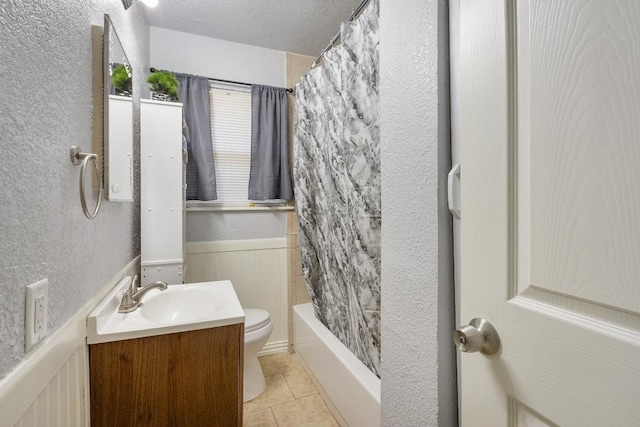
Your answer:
[293,303,380,427]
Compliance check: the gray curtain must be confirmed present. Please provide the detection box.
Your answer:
[293,0,380,376]
[248,85,293,200]
[176,73,217,200]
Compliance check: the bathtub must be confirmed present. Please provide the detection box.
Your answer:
[293,303,380,427]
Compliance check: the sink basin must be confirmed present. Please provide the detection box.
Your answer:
[140,286,231,323]
[87,278,244,344]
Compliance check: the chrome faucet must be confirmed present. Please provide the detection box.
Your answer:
[118,275,168,313]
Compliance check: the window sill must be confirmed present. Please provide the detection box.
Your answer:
[186,203,294,212]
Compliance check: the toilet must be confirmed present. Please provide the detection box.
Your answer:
[243,308,273,402]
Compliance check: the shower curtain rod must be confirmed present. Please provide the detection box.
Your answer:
[149,67,294,93]
[310,0,372,68]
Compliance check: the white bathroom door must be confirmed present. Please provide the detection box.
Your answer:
[458,1,640,425]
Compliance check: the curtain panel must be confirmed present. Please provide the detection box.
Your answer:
[176,73,217,201]
[293,0,380,376]
[248,85,293,200]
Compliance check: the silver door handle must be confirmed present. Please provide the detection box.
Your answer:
[447,163,461,218]
[453,318,500,355]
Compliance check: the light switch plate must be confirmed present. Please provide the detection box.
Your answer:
[25,278,48,352]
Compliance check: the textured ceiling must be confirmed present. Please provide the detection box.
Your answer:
[143,0,361,56]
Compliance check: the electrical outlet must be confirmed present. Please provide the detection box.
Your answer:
[25,279,48,352]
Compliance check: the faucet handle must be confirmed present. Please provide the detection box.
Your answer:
[120,288,134,310]
[129,275,139,293]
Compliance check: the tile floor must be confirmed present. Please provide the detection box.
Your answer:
[243,353,339,427]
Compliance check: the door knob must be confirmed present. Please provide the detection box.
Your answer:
[453,318,500,355]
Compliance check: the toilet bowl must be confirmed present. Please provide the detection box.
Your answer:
[243,308,273,402]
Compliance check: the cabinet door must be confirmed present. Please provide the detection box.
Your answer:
[90,325,243,427]
[107,96,134,201]
[140,100,184,284]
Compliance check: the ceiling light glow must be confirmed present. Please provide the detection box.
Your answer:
[140,0,158,8]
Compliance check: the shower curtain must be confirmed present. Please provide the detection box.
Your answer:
[294,0,380,376]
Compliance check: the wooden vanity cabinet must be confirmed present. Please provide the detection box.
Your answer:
[89,324,244,427]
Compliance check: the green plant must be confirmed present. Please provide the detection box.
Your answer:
[111,64,132,94]
[146,70,179,101]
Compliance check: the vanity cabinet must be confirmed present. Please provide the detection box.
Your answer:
[140,99,185,286]
[89,324,244,426]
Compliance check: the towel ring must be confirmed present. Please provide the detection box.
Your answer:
[70,146,103,219]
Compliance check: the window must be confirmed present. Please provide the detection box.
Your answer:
[209,84,252,202]
[207,83,284,207]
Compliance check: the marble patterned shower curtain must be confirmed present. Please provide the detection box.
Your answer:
[293,0,380,376]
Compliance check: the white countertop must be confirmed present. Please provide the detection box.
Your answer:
[87,278,245,344]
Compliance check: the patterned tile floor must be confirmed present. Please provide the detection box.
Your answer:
[243,353,339,427]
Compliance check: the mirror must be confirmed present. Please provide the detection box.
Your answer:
[103,14,134,202]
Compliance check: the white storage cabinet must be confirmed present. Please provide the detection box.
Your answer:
[140,99,185,286]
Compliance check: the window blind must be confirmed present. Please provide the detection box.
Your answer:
[209,86,252,202]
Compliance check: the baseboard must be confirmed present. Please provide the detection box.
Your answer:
[257,340,289,357]
[0,256,140,426]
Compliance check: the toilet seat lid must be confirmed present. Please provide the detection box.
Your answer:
[244,309,270,333]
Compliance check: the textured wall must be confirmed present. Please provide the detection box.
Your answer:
[379,0,457,425]
[150,27,286,87]
[0,1,149,378]
[150,27,288,242]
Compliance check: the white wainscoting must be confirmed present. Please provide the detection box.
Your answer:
[186,238,288,355]
[11,344,89,427]
[0,257,140,427]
